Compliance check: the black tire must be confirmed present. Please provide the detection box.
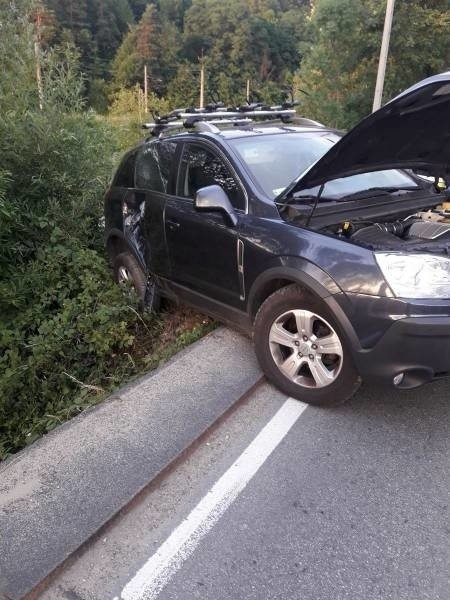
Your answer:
[253,284,361,406]
[113,252,160,312]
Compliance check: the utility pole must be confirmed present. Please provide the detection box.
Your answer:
[144,64,148,114]
[372,0,395,112]
[34,10,44,110]
[199,49,205,109]
[246,79,250,103]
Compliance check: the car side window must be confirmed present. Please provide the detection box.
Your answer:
[177,143,245,211]
[114,151,136,188]
[135,140,177,193]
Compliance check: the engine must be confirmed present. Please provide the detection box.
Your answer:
[407,205,450,240]
[343,202,450,249]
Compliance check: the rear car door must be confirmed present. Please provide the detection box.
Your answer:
[164,141,246,308]
[134,139,178,277]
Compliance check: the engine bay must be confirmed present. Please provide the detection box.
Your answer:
[333,201,450,251]
[293,194,450,253]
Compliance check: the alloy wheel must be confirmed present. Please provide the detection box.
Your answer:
[269,309,343,389]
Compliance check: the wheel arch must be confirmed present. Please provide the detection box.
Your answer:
[248,260,341,321]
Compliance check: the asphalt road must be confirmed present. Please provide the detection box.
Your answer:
[42,379,449,600]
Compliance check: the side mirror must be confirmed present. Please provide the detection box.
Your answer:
[194,185,238,227]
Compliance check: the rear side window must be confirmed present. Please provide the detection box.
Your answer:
[114,152,136,187]
[135,141,177,193]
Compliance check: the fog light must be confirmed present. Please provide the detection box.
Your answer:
[393,373,405,386]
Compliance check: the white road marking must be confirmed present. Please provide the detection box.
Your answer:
[118,398,308,600]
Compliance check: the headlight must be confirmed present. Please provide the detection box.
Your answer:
[375,252,450,299]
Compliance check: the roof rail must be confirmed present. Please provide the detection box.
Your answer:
[291,117,325,127]
[142,105,297,137]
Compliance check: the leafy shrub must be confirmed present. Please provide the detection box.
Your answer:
[0,242,144,457]
[106,84,170,150]
[0,235,213,459]
[0,5,212,460]
[0,240,213,458]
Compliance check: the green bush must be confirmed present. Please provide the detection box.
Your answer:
[0,109,116,277]
[0,33,132,457]
[0,233,213,459]
[106,85,169,151]
[0,5,212,460]
[0,242,146,457]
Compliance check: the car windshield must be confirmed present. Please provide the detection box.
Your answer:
[229,132,420,200]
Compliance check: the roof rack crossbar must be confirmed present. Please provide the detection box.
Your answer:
[179,109,295,120]
[142,107,298,137]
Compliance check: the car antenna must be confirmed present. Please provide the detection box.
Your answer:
[305,183,326,227]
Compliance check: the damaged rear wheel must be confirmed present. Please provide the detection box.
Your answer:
[113,252,160,312]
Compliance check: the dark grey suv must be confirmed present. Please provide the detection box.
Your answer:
[105,72,450,406]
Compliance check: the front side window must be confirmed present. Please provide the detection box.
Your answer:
[177,143,245,210]
[135,140,177,193]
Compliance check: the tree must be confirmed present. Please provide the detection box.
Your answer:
[44,0,135,92]
[382,0,450,97]
[95,0,134,72]
[111,4,163,92]
[298,0,450,129]
[0,0,38,114]
[181,0,308,104]
[166,62,202,107]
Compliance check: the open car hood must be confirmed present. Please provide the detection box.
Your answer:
[285,72,450,197]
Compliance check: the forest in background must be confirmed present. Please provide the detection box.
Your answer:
[0,0,449,459]
[36,0,449,127]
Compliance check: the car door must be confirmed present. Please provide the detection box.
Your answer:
[164,141,246,308]
[134,139,178,277]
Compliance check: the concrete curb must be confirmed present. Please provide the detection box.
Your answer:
[0,327,262,599]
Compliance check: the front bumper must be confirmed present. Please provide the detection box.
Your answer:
[353,316,450,388]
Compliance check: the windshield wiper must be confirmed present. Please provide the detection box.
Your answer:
[275,193,334,209]
[338,186,419,202]
[276,184,421,225]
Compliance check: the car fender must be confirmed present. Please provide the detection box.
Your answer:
[247,258,363,353]
[248,257,340,308]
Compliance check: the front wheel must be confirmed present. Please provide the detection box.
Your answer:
[254,285,361,406]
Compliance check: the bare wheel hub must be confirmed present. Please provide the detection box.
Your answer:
[268,309,343,389]
[117,266,134,289]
